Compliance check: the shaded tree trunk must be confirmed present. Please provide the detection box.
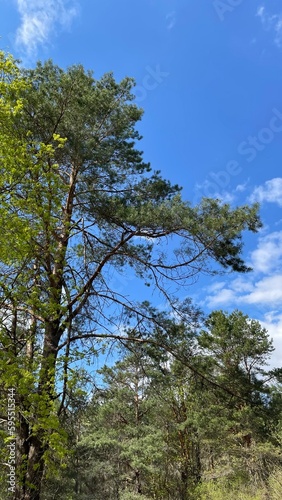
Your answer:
[15,325,60,500]
[15,412,46,500]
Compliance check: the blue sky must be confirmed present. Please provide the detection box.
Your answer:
[1,0,282,367]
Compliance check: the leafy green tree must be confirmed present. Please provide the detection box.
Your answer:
[77,350,163,499]
[0,50,262,499]
[42,311,282,500]
[196,310,280,488]
[200,310,274,386]
[70,321,201,500]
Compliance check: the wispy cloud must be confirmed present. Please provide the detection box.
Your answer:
[260,311,282,367]
[245,275,282,305]
[256,6,282,48]
[250,231,282,273]
[206,288,236,308]
[204,228,282,310]
[249,178,282,206]
[235,179,249,193]
[15,0,79,60]
[206,274,282,308]
[194,180,236,205]
[166,11,176,31]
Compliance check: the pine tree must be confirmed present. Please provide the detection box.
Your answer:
[0,51,262,499]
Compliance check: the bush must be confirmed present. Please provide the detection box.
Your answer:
[268,467,282,500]
[195,480,267,500]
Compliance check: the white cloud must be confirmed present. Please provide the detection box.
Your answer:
[244,275,282,305]
[256,6,282,48]
[206,277,253,308]
[229,277,254,293]
[205,272,282,309]
[249,178,282,206]
[204,228,282,308]
[206,281,225,293]
[250,231,282,273]
[206,274,282,309]
[260,311,282,368]
[206,288,236,308]
[215,191,235,204]
[203,225,282,366]
[15,0,79,59]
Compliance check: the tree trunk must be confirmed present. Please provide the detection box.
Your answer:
[15,413,46,500]
[180,468,189,500]
[15,323,60,500]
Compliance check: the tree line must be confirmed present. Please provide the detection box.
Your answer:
[37,309,282,499]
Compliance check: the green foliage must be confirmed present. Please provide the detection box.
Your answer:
[57,311,282,500]
[268,467,282,499]
[195,480,267,500]
[0,49,269,499]
[119,493,152,500]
